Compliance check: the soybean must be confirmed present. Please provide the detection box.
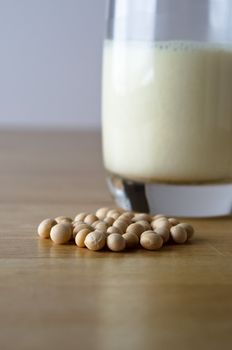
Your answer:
[133,213,152,223]
[170,226,187,244]
[168,218,180,226]
[106,226,123,235]
[104,217,115,226]
[92,220,108,233]
[75,228,92,248]
[126,223,144,237]
[154,225,170,243]
[84,230,106,251]
[84,214,98,225]
[177,223,194,240]
[113,219,128,233]
[74,212,88,222]
[140,231,163,251]
[122,232,139,249]
[38,218,56,239]
[50,223,72,244]
[96,207,109,220]
[55,216,72,224]
[107,233,126,252]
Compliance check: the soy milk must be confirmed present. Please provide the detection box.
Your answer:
[102,41,232,183]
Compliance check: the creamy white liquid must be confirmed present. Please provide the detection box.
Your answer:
[102,41,232,183]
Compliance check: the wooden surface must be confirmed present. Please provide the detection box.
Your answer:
[0,130,232,350]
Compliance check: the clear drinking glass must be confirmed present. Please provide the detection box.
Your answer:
[102,0,232,217]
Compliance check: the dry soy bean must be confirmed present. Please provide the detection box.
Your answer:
[110,212,121,220]
[170,225,187,244]
[119,212,134,220]
[136,220,151,231]
[122,232,139,249]
[104,217,115,226]
[96,207,110,220]
[84,230,106,251]
[126,223,144,237]
[55,216,72,224]
[84,214,98,225]
[75,228,92,248]
[106,209,122,218]
[133,213,152,222]
[92,220,108,232]
[50,223,72,244]
[107,233,126,252]
[106,226,123,235]
[168,218,180,226]
[37,218,57,239]
[177,223,194,240]
[153,214,167,220]
[73,223,93,238]
[113,219,128,233]
[151,218,171,230]
[74,212,88,222]
[140,231,163,250]
[154,225,170,243]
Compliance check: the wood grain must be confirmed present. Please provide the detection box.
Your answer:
[0,130,232,350]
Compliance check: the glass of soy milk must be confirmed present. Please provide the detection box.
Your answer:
[102,0,232,217]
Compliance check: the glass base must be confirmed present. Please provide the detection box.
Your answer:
[106,174,232,218]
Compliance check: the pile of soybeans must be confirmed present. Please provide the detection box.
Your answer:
[37,208,194,252]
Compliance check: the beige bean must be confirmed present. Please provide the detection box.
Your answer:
[140,231,163,250]
[75,228,92,248]
[117,215,132,225]
[136,220,151,231]
[106,226,123,235]
[178,223,194,240]
[95,222,108,233]
[84,230,106,251]
[74,212,88,222]
[110,212,121,220]
[126,223,144,237]
[55,216,73,224]
[91,220,102,228]
[106,209,122,218]
[119,212,134,220]
[104,217,115,226]
[154,217,170,224]
[73,220,84,227]
[37,218,56,239]
[107,233,126,252]
[113,219,128,233]
[61,222,73,234]
[96,207,110,220]
[73,223,92,233]
[151,221,156,230]
[151,218,171,230]
[92,221,108,233]
[154,225,170,243]
[153,214,167,220]
[168,218,180,226]
[170,226,187,244]
[133,213,152,222]
[122,232,139,249]
[50,223,72,244]
[84,214,98,225]
[73,221,88,231]
[115,208,125,214]
[73,223,93,238]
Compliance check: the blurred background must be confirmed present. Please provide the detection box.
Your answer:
[0,0,106,130]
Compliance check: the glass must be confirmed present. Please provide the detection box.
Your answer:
[102,0,232,217]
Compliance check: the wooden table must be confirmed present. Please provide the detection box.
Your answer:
[0,130,232,350]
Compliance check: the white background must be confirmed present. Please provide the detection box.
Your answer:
[0,0,106,129]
